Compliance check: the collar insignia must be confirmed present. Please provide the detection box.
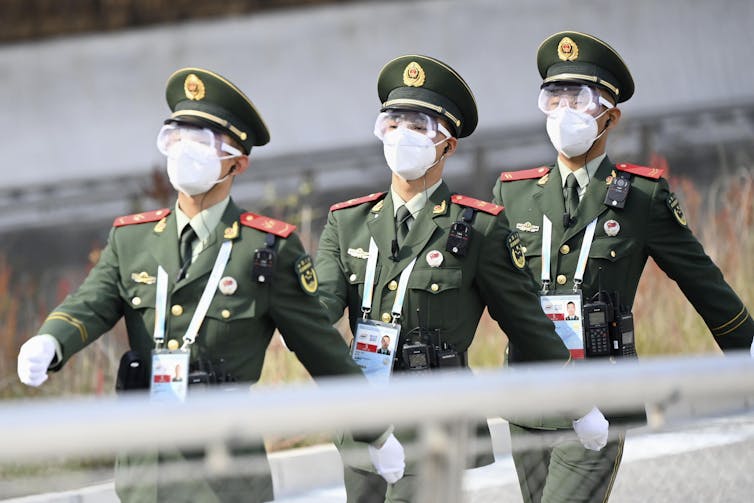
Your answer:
[224,221,239,239]
[432,200,447,215]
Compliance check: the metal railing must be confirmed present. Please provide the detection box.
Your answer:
[2,353,753,502]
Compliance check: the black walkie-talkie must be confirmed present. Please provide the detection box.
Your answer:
[583,268,612,358]
[583,299,612,357]
[607,292,637,357]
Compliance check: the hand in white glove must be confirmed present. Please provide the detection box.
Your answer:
[18,335,57,387]
[367,433,406,484]
[573,406,609,451]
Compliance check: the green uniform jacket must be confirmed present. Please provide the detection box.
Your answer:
[493,157,754,427]
[42,199,360,380]
[38,198,362,502]
[315,182,570,469]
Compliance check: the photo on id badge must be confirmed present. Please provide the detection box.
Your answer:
[540,294,584,359]
[351,319,399,385]
[150,350,190,402]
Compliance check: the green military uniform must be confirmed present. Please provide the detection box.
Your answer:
[37,68,364,503]
[315,54,570,503]
[492,31,754,503]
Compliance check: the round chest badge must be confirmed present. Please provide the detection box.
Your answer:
[604,220,620,237]
[426,250,444,268]
[218,276,238,295]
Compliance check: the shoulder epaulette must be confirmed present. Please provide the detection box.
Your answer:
[113,208,171,227]
[329,192,386,212]
[499,166,551,182]
[240,212,296,238]
[450,194,504,215]
[615,163,664,180]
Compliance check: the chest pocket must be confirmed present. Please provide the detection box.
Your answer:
[517,232,544,260]
[588,237,637,263]
[122,279,158,313]
[408,267,462,294]
[345,257,381,301]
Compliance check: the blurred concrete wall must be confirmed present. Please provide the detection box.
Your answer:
[1,0,753,190]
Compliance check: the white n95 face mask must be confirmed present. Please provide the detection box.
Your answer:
[545,107,606,158]
[382,128,446,181]
[166,141,228,196]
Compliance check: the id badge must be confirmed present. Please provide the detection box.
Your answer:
[540,293,585,359]
[150,349,190,402]
[351,319,400,385]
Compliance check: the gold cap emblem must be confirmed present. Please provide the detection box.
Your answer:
[403,62,426,87]
[557,37,579,62]
[184,73,206,101]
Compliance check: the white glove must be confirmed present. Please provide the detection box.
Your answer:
[573,406,609,451]
[18,335,57,387]
[367,433,405,484]
[750,339,753,358]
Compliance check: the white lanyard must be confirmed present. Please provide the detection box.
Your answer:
[153,266,169,346]
[361,238,380,316]
[181,240,234,349]
[361,237,418,323]
[541,216,597,291]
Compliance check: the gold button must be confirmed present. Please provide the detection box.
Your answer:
[560,244,570,255]
[131,296,141,306]
[388,280,398,291]
[381,312,392,323]
[221,309,231,319]
[171,304,184,316]
[521,246,528,254]
[349,273,357,282]
[167,339,179,351]
[610,250,616,258]
[430,283,439,292]
[556,274,567,285]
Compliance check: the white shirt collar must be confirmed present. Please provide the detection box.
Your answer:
[175,196,230,244]
[390,179,443,218]
[557,153,607,190]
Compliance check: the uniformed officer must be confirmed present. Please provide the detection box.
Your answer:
[315,54,572,503]
[16,67,376,503]
[492,31,754,503]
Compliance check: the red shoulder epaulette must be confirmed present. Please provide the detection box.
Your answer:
[240,212,296,238]
[113,208,171,227]
[450,194,504,215]
[329,192,386,212]
[499,166,551,182]
[615,163,664,179]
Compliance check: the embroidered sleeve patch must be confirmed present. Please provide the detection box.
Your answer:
[666,193,687,227]
[294,254,319,295]
[506,231,526,270]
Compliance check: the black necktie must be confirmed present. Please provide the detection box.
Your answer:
[395,205,412,247]
[564,173,580,227]
[177,225,196,281]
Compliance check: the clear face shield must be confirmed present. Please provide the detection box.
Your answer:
[538,84,614,117]
[156,123,243,159]
[373,110,452,142]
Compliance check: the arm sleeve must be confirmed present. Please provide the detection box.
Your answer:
[646,179,754,351]
[38,228,125,370]
[475,213,570,363]
[314,210,349,324]
[269,232,363,378]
